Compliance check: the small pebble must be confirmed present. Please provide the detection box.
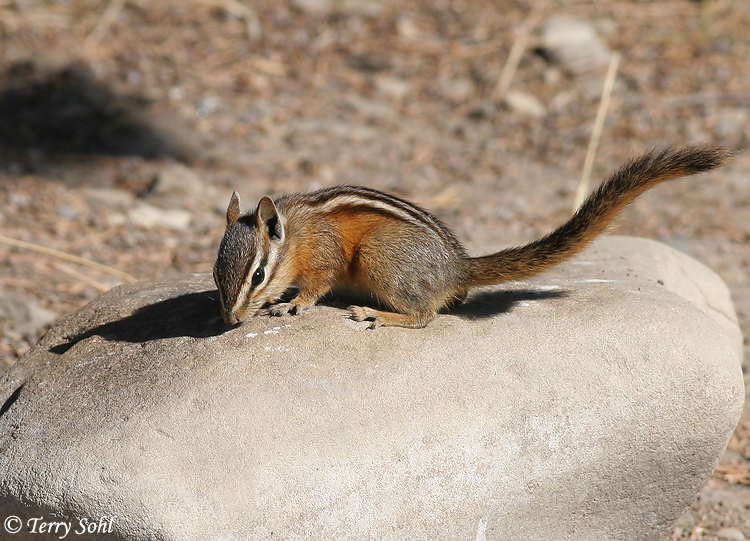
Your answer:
[542,16,611,75]
[504,91,546,118]
[151,164,205,198]
[717,528,746,540]
[57,205,80,219]
[127,203,191,230]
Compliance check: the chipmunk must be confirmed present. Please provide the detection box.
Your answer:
[213,146,729,329]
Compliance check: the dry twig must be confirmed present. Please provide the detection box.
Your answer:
[188,0,261,40]
[573,51,621,211]
[713,463,750,486]
[83,0,127,53]
[493,13,540,101]
[52,263,111,293]
[0,234,137,284]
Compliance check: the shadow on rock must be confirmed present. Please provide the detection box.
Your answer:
[0,60,196,162]
[450,289,569,320]
[324,288,569,321]
[47,287,568,355]
[49,290,229,355]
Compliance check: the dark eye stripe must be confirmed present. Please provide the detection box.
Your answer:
[247,254,268,290]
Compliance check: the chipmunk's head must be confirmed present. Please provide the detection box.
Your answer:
[213,192,287,325]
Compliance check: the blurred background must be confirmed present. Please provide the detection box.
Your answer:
[0,1,749,538]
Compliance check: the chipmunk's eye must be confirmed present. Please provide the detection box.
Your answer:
[251,267,265,288]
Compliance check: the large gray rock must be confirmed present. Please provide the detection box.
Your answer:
[0,236,743,541]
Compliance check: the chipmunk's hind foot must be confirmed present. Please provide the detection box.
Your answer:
[348,305,435,329]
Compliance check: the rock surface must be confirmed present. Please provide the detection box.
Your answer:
[0,236,743,541]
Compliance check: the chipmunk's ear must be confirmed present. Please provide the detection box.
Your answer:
[256,196,285,242]
[226,192,241,225]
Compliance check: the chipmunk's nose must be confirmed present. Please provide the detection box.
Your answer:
[221,308,239,326]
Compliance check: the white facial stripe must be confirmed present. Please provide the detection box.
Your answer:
[230,242,284,317]
[231,250,263,315]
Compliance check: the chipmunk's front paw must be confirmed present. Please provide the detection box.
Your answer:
[348,305,367,321]
[348,306,382,329]
[268,302,299,316]
[268,298,315,317]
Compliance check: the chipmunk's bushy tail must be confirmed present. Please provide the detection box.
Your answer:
[463,146,731,286]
